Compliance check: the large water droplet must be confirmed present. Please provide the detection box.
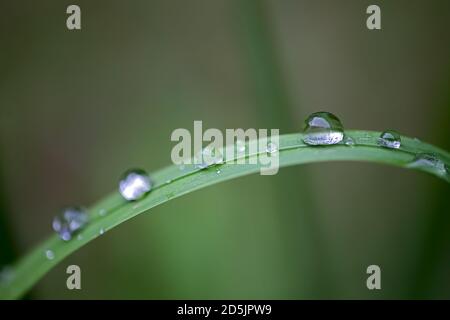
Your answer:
[408,153,449,178]
[303,112,344,145]
[377,130,401,149]
[195,146,223,169]
[266,142,278,154]
[45,250,55,260]
[119,169,152,201]
[52,207,89,241]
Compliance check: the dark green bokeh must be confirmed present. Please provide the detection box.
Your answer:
[0,0,449,299]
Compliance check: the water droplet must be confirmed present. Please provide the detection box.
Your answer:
[377,130,401,149]
[99,228,105,235]
[216,168,221,174]
[165,179,172,184]
[266,142,278,154]
[77,234,83,241]
[45,250,55,260]
[119,169,152,201]
[98,208,107,216]
[236,139,246,154]
[343,136,355,146]
[303,112,344,145]
[195,146,223,169]
[52,207,89,241]
[408,153,449,178]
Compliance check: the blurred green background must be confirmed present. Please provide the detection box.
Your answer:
[0,0,449,299]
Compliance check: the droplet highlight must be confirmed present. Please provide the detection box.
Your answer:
[52,207,89,241]
[302,112,344,145]
[377,130,401,149]
[266,142,278,154]
[236,139,246,155]
[119,169,152,201]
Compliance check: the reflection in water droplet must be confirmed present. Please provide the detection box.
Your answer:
[408,153,449,179]
[377,130,401,149]
[52,207,89,241]
[119,169,152,201]
[45,250,55,260]
[303,112,344,145]
[266,142,278,154]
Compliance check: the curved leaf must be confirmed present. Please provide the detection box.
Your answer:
[0,130,449,299]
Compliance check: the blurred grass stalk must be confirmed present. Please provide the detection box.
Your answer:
[233,0,335,297]
[411,72,450,298]
[0,155,17,277]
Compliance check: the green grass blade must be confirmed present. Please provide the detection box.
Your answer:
[0,130,449,299]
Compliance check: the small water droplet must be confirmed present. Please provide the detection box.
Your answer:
[52,207,89,241]
[408,153,449,178]
[266,142,278,154]
[303,112,344,145]
[99,228,105,235]
[343,136,355,146]
[377,130,401,149]
[236,139,246,154]
[119,169,152,201]
[195,146,223,169]
[98,208,107,216]
[77,234,83,241]
[165,179,172,184]
[216,168,221,174]
[45,250,55,260]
